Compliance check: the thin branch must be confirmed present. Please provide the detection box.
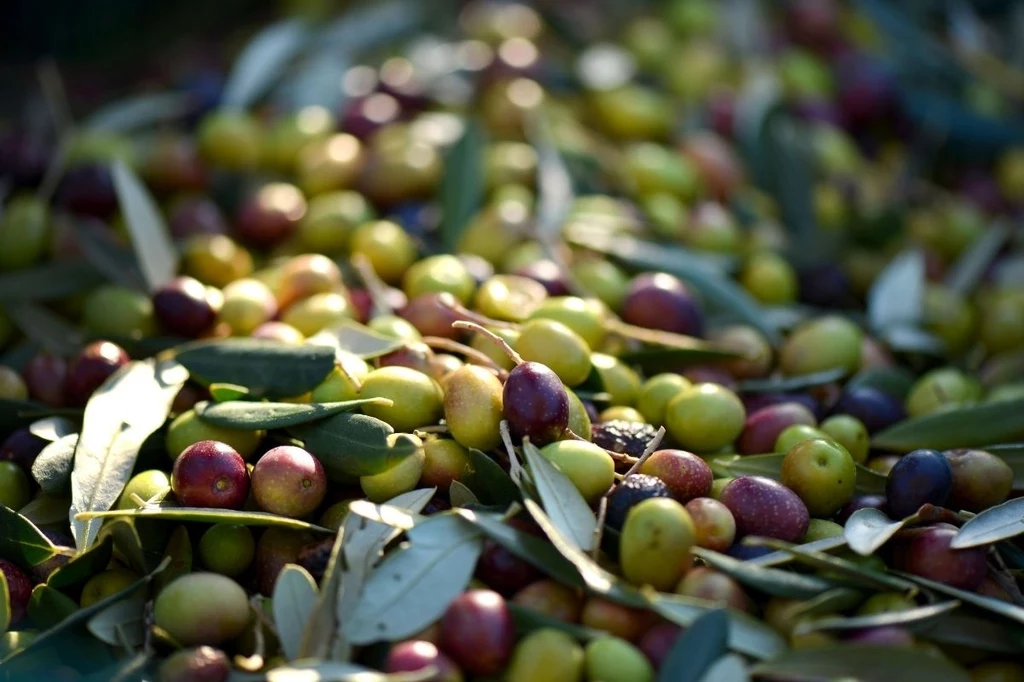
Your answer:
[452,321,523,365]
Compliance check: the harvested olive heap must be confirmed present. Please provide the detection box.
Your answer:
[3,0,1024,680]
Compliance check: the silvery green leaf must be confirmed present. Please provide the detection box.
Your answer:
[343,515,482,645]
[111,160,178,291]
[221,19,309,110]
[953,497,1024,548]
[86,589,146,648]
[522,441,597,552]
[28,416,76,442]
[843,507,910,557]
[449,481,479,508]
[84,92,194,133]
[945,222,1010,296]
[867,250,924,335]
[273,564,319,661]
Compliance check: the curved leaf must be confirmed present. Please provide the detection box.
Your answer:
[439,119,485,251]
[844,507,910,557]
[85,92,193,133]
[751,644,970,682]
[195,398,387,430]
[273,564,319,661]
[952,497,1024,548]
[289,412,421,478]
[31,433,77,495]
[798,601,960,634]
[77,505,331,533]
[691,547,835,599]
[307,320,406,360]
[221,19,309,110]
[74,222,147,291]
[522,441,597,552]
[868,250,925,335]
[657,609,728,682]
[899,572,1024,627]
[86,590,146,647]
[28,584,79,629]
[111,160,178,292]
[175,339,334,398]
[873,398,1024,451]
[0,504,60,567]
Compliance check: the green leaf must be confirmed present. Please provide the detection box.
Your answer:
[455,508,583,590]
[18,494,72,527]
[74,222,147,291]
[5,302,84,356]
[84,92,193,133]
[746,537,916,593]
[873,398,1024,451]
[0,262,105,302]
[273,564,319,661]
[844,508,911,556]
[70,358,189,549]
[111,160,178,292]
[867,249,925,335]
[846,366,916,400]
[464,448,520,507]
[209,383,250,402]
[522,440,597,552]
[28,416,76,442]
[751,644,970,682]
[691,547,836,599]
[77,504,331,533]
[952,497,1024,548]
[86,589,146,648]
[196,398,386,430]
[307,320,407,360]
[650,592,787,661]
[0,571,10,633]
[154,525,192,593]
[657,609,728,682]
[289,412,421,478]
[104,517,149,575]
[797,601,960,635]
[532,114,575,245]
[439,119,485,251]
[0,504,60,566]
[343,514,483,645]
[507,602,604,642]
[700,654,750,682]
[736,368,847,394]
[897,571,1024,627]
[175,339,335,398]
[31,433,77,495]
[28,584,79,629]
[0,556,169,666]
[945,222,1011,296]
[448,481,479,508]
[911,610,1024,654]
[787,587,866,621]
[747,535,848,568]
[221,19,309,110]
[47,534,114,590]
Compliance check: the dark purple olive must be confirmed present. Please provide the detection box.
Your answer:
[830,386,905,434]
[503,362,569,445]
[55,163,118,219]
[885,450,952,520]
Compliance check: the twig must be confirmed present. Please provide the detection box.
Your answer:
[351,253,394,319]
[989,549,1024,607]
[566,429,638,465]
[499,420,527,484]
[422,335,509,378]
[622,426,665,478]
[441,297,520,330]
[452,321,523,365]
[415,424,450,435]
[592,495,608,562]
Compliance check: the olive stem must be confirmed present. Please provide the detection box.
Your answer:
[422,335,509,378]
[989,550,1024,607]
[415,424,450,435]
[441,298,520,330]
[591,496,608,562]
[622,426,665,478]
[566,429,638,465]
[351,253,393,319]
[499,420,527,484]
[452,321,523,366]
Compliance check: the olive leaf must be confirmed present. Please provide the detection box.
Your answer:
[747,535,848,568]
[747,537,916,593]
[448,481,479,508]
[521,440,597,552]
[111,160,178,292]
[736,368,847,394]
[28,584,79,629]
[787,588,866,621]
[70,358,189,550]
[986,443,1024,491]
[28,416,76,441]
[346,500,428,531]
[343,514,483,645]
[5,301,84,356]
[74,222,147,292]
[86,590,146,648]
[209,383,250,402]
[873,397,1024,451]
[691,547,836,599]
[0,261,105,303]
[154,526,192,593]
[464,448,520,507]
[846,366,916,400]
[220,19,309,110]
[945,221,1011,296]
[195,398,387,430]
[897,571,1024,627]
[657,609,728,682]
[47,534,114,591]
[31,433,78,494]
[289,412,422,479]
[78,505,332,533]
[175,339,335,398]
[952,497,1024,548]
[307,320,407,360]
[0,504,62,566]
[843,507,909,556]
[649,592,787,661]
[273,564,319,661]
[867,249,925,336]
[795,601,960,635]
[84,92,194,133]
[700,654,751,682]
[0,556,169,666]
[751,644,971,682]
[439,118,485,251]
[508,602,603,642]
[18,495,73,527]
[0,571,10,633]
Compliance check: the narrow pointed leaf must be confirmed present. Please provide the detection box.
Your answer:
[464,448,520,507]
[5,302,83,356]
[273,564,319,661]
[522,441,597,552]
[657,609,729,682]
[448,481,479,508]
[691,547,835,599]
[111,160,177,291]
[28,584,79,629]
[747,535,849,568]
[290,411,421,478]
[650,593,787,660]
[47,534,114,590]
[873,397,1024,451]
[737,368,847,394]
[532,115,574,244]
[508,602,603,641]
[175,339,334,398]
[747,536,916,593]
[77,505,331,532]
[844,507,911,556]
[797,601,960,634]
[868,250,925,334]
[74,222,147,291]
[307,320,407,360]
[196,398,387,430]
[952,497,1024,548]
[86,590,146,647]
[751,644,970,682]
[344,515,483,645]
[945,222,1011,295]
[18,495,72,527]
[31,433,77,494]
[85,92,193,133]
[0,504,60,566]
[439,119,485,251]
[0,261,104,302]
[220,19,309,109]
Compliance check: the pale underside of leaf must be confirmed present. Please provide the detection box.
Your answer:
[522,441,596,552]
[273,564,320,661]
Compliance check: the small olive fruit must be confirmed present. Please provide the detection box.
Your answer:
[360,435,426,502]
[154,572,251,646]
[199,524,256,577]
[360,367,443,432]
[539,440,615,504]
[591,353,641,406]
[350,220,418,284]
[820,414,870,464]
[82,285,156,338]
[80,567,140,607]
[506,628,584,682]
[585,637,654,682]
[443,365,504,451]
[310,353,370,403]
[298,190,374,253]
[165,409,262,461]
[619,497,696,591]
[665,383,745,452]
[780,438,857,517]
[905,367,981,418]
[403,254,476,304]
[637,373,691,425]
[219,278,277,336]
[515,318,592,387]
[281,291,353,337]
[117,470,171,509]
[529,296,608,350]
[779,316,862,377]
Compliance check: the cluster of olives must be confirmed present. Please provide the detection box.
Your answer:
[3,0,1024,679]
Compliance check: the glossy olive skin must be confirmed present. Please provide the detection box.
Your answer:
[638,449,713,502]
[503,362,570,444]
[439,590,516,676]
[385,640,463,682]
[251,446,327,518]
[153,276,219,338]
[829,386,906,434]
[944,448,1014,512]
[171,440,251,510]
[622,272,705,336]
[885,449,953,519]
[64,340,131,407]
[897,524,987,591]
[737,402,817,455]
[718,476,810,543]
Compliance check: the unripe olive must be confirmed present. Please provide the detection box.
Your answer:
[779,316,863,377]
[529,296,608,350]
[585,637,654,682]
[740,251,798,305]
[298,190,374,253]
[506,628,584,682]
[81,567,140,607]
[82,285,156,339]
[296,133,366,196]
[473,275,547,322]
[182,234,254,288]
[590,354,641,406]
[470,328,521,371]
[219,279,278,336]
[360,367,443,432]
[117,470,171,509]
[619,497,695,591]
[360,435,426,502]
[0,195,50,271]
[665,383,745,452]
[199,524,255,577]
[516,319,592,387]
[422,437,473,489]
[165,409,262,461]
[566,390,593,441]
[637,373,691,426]
[350,220,417,285]
[538,440,615,503]
[154,572,251,646]
[443,365,504,451]
[570,258,630,311]
[403,254,477,304]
